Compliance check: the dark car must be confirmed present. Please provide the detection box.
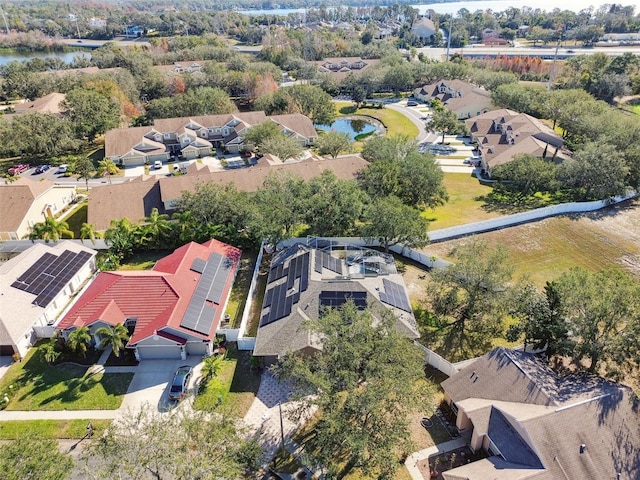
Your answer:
[169,365,193,401]
[34,164,51,174]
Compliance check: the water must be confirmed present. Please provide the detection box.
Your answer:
[0,50,89,67]
[316,118,377,140]
[239,0,640,16]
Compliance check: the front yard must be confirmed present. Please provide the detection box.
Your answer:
[0,343,133,411]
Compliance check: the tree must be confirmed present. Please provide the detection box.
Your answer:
[0,436,73,480]
[552,268,640,375]
[398,151,448,209]
[95,323,130,357]
[77,405,262,479]
[242,121,281,150]
[80,223,102,244]
[62,88,120,142]
[201,354,225,381]
[66,326,92,358]
[104,218,139,261]
[255,84,335,125]
[42,340,61,365]
[491,154,559,198]
[424,240,513,361]
[0,113,81,157]
[315,130,353,158]
[427,109,467,144]
[74,157,95,191]
[146,87,236,119]
[274,303,434,479]
[260,133,303,161]
[97,159,119,184]
[305,170,368,236]
[27,217,74,242]
[361,135,417,164]
[360,196,430,252]
[140,207,174,249]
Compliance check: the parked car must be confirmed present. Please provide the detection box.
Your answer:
[153,160,163,169]
[57,164,69,173]
[34,164,51,174]
[407,100,418,107]
[169,365,193,401]
[8,164,29,175]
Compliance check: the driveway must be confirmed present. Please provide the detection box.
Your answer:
[0,356,13,382]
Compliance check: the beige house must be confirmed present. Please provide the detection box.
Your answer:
[440,347,640,480]
[465,109,570,177]
[0,178,77,240]
[315,57,380,81]
[105,112,318,167]
[413,79,493,119]
[0,241,96,357]
[411,16,437,42]
[12,92,66,115]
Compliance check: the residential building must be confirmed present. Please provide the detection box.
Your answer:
[411,16,436,42]
[104,112,317,167]
[11,92,66,116]
[89,17,107,28]
[87,154,369,231]
[315,57,379,81]
[0,241,96,357]
[125,25,143,37]
[57,240,240,360]
[253,240,419,364]
[413,79,493,119]
[440,347,640,480]
[465,109,570,177]
[0,178,77,241]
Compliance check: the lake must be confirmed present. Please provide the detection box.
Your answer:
[239,0,640,16]
[316,118,378,140]
[0,50,90,67]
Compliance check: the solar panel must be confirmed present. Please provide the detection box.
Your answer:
[380,279,412,312]
[319,291,367,312]
[314,251,323,273]
[32,250,94,308]
[190,257,207,274]
[321,252,342,274]
[44,250,75,276]
[204,252,230,305]
[13,252,57,289]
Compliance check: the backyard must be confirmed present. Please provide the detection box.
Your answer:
[0,342,133,411]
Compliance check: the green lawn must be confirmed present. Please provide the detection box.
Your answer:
[117,250,171,270]
[334,101,419,138]
[193,344,261,417]
[0,419,112,439]
[0,344,133,411]
[424,173,499,230]
[225,251,257,328]
[63,202,88,238]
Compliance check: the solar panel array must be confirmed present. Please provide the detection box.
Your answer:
[314,250,342,274]
[260,252,310,327]
[11,250,93,307]
[180,252,231,335]
[379,278,412,312]
[319,291,367,311]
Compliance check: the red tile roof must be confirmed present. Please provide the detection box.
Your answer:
[58,239,241,345]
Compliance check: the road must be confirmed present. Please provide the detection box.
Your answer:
[4,165,128,187]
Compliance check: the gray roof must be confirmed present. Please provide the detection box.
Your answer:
[253,243,419,358]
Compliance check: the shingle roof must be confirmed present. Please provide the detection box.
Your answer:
[269,113,318,140]
[0,178,55,232]
[58,240,241,345]
[13,92,66,114]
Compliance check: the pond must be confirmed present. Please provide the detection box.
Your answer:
[315,118,378,141]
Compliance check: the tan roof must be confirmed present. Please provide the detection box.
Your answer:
[105,125,162,157]
[13,92,66,114]
[269,113,318,140]
[159,155,368,202]
[0,178,54,232]
[87,175,162,231]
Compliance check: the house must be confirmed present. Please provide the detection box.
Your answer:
[89,17,107,28]
[0,178,77,240]
[0,241,97,358]
[57,240,240,360]
[413,79,493,119]
[465,109,570,177]
[315,57,379,81]
[125,25,144,37]
[104,112,317,167]
[440,347,640,480]
[411,16,436,43]
[87,155,369,230]
[11,92,66,116]
[253,240,419,363]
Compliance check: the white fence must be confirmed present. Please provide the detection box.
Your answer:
[428,191,637,243]
[414,342,459,377]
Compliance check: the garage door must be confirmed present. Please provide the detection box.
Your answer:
[0,345,15,356]
[136,345,181,360]
[186,341,208,356]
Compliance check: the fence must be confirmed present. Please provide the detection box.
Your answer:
[414,342,459,377]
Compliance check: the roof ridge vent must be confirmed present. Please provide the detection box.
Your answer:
[555,393,611,412]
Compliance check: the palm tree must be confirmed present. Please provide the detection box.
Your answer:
[42,341,61,365]
[142,207,173,248]
[80,222,102,244]
[104,218,138,260]
[95,323,130,357]
[97,159,119,184]
[201,354,224,381]
[67,326,92,358]
[27,217,74,242]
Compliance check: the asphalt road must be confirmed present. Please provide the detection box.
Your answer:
[6,165,127,187]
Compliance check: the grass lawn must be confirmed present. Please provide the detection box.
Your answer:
[424,173,499,230]
[62,202,88,238]
[225,251,257,328]
[0,419,112,439]
[117,250,172,270]
[334,101,419,138]
[0,344,133,411]
[193,344,261,417]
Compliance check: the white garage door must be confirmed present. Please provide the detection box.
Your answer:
[137,345,181,360]
[186,341,209,356]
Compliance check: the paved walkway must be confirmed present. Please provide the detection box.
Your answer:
[405,438,468,480]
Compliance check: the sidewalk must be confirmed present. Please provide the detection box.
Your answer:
[404,438,467,480]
